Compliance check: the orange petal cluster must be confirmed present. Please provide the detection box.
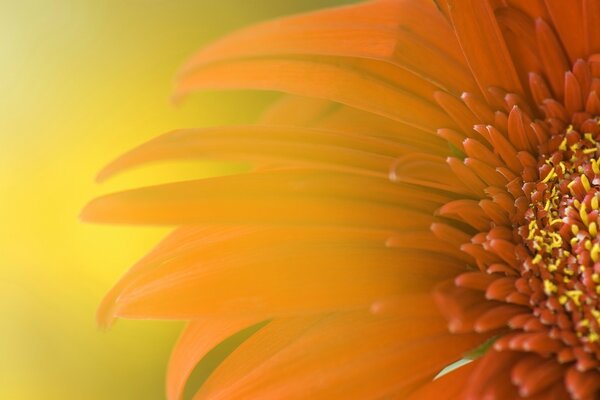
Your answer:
[83,0,600,398]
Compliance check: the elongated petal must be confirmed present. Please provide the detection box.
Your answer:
[82,170,449,228]
[544,0,585,62]
[97,226,243,327]
[167,317,264,400]
[180,0,477,95]
[102,226,463,320]
[96,125,406,182]
[181,3,403,68]
[176,56,450,132]
[195,312,484,399]
[446,0,524,98]
[261,96,449,155]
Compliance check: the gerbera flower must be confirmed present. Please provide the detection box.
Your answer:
[82,0,600,398]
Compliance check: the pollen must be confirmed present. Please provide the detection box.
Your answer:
[542,167,556,183]
[559,137,568,151]
[591,222,598,237]
[544,279,558,295]
[580,203,589,226]
[592,243,600,262]
[582,174,591,191]
[566,290,583,306]
[592,159,600,174]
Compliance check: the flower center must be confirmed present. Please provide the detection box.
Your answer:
[519,122,600,359]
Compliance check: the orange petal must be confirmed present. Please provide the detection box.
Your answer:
[175,55,451,132]
[535,18,570,99]
[195,312,483,399]
[447,0,524,99]
[390,153,471,195]
[181,0,476,95]
[82,170,448,228]
[104,227,463,320]
[544,0,585,62]
[96,125,407,182]
[181,2,403,69]
[260,96,449,155]
[584,0,600,55]
[96,226,218,327]
[496,6,543,91]
[166,317,264,400]
[259,95,335,126]
[405,358,476,399]
[505,0,549,21]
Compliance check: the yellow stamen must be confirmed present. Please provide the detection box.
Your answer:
[585,133,596,143]
[582,174,591,191]
[559,137,568,151]
[590,222,598,237]
[566,290,583,306]
[542,167,556,183]
[548,233,562,250]
[592,159,600,174]
[580,203,589,225]
[591,243,600,262]
[544,279,558,295]
[559,162,567,174]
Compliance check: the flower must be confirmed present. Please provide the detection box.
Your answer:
[82,0,600,398]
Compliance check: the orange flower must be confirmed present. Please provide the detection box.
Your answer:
[83,0,600,398]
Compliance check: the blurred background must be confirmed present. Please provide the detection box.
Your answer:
[0,1,352,398]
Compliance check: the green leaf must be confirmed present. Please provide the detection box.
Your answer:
[434,358,473,380]
[433,336,498,380]
[463,335,498,360]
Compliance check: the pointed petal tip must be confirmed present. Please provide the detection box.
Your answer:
[95,168,112,183]
[96,295,118,330]
[170,92,186,106]
[79,203,93,222]
[80,198,105,223]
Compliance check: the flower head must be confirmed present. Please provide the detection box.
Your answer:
[83,0,600,398]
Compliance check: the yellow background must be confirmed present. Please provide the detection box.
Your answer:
[0,1,352,399]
